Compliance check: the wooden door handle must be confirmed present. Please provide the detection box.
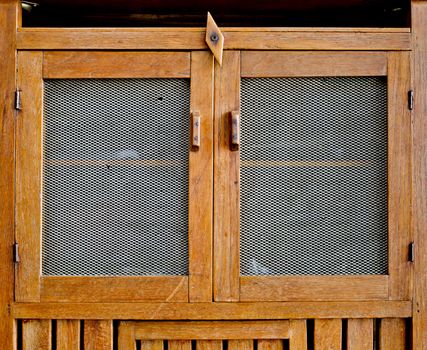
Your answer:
[191,111,201,151]
[230,111,240,151]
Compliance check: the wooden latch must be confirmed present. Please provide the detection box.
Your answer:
[205,12,224,65]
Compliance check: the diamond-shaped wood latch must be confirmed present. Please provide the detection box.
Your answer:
[205,12,224,65]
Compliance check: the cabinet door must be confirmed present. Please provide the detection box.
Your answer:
[15,51,214,302]
[214,51,412,301]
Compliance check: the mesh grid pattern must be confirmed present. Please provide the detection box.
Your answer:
[240,77,388,276]
[42,78,190,276]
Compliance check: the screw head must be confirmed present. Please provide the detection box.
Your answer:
[210,33,219,42]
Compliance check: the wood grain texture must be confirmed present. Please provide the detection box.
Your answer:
[57,320,80,350]
[347,319,373,350]
[141,341,164,350]
[0,2,18,348]
[387,51,413,301]
[169,340,192,350]
[242,51,387,77]
[289,320,307,350]
[188,51,214,302]
[133,321,290,339]
[40,276,188,302]
[84,320,113,350]
[22,320,51,350]
[314,319,341,350]
[258,340,283,350]
[15,51,43,302]
[240,276,388,301]
[379,318,406,350]
[118,321,136,350]
[43,51,190,78]
[16,29,411,51]
[197,340,222,350]
[213,51,240,302]
[228,340,253,350]
[12,301,412,320]
[412,2,427,348]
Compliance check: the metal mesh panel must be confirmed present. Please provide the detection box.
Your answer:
[240,77,388,275]
[42,78,190,276]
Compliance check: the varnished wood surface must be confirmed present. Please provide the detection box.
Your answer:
[412,2,427,348]
[314,319,341,350]
[12,301,412,319]
[387,51,413,301]
[131,321,290,339]
[380,318,406,350]
[15,51,43,302]
[57,320,81,350]
[242,51,387,77]
[84,320,113,350]
[289,320,307,350]
[22,320,52,350]
[240,275,389,301]
[347,319,373,350]
[0,2,19,349]
[40,276,188,302]
[16,28,411,50]
[188,51,214,302]
[43,51,191,78]
[213,51,240,301]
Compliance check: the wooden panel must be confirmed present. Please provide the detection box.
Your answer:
[16,29,411,51]
[57,320,80,350]
[43,51,190,78]
[347,319,373,350]
[40,276,188,302]
[118,322,136,350]
[240,276,389,301]
[242,51,387,77]
[314,319,341,350]
[170,340,192,350]
[379,318,406,350]
[12,301,412,320]
[15,51,43,302]
[133,321,290,340]
[258,340,283,350]
[188,51,214,302]
[141,341,164,350]
[289,320,307,350]
[213,51,240,302]
[411,2,427,348]
[197,341,222,350]
[387,51,413,301]
[0,2,19,348]
[84,320,113,350]
[228,340,253,350]
[22,320,51,350]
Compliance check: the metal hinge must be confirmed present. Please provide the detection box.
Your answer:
[409,242,415,262]
[408,90,414,110]
[13,243,20,263]
[15,90,22,110]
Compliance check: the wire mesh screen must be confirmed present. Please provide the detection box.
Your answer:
[240,77,388,276]
[42,78,190,276]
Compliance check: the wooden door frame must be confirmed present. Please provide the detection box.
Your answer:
[214,50,413,302]
[14,50,214,303]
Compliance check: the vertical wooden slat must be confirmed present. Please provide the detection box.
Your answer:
[189,50,214,302]
[258,340,283,350]
[197,340,223,350]
[0,1,19,347]
[22,320,51,350]
[15,50,44,302]
[118,322,136,350]
[214,50,241,301]
[57,320,80,350]
[412,2,427,348]
[289,320,307,350]
[347,319,373,350]
[229,340,253,350]
[387,51,413,301]
[84,320,113,350]
[141,340,164,350]
[169,340,192,350]
[314,319,341,350]
[379,318,406,350]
